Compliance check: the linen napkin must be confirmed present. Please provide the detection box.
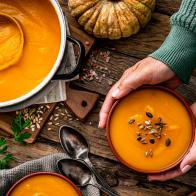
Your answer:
[0,153,100,196]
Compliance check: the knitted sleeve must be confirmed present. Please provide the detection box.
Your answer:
[150,0,196,83]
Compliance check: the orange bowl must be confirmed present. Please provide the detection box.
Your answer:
[106,86,195,174]
[6,172,82,196]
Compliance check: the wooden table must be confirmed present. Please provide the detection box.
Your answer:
[1,0,196,195]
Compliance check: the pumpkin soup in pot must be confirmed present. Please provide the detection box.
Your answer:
[0,0,61,102]
[107,86,195,173]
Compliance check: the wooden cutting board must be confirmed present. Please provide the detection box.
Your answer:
[0,4,97,143]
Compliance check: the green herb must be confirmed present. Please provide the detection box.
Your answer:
[11,113,31,145]
[0,138,13,170]
[0,154,13,170]
[165,138,171,147]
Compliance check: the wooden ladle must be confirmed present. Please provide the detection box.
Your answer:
[0,13,24,71]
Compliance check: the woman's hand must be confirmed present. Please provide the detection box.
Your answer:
[148,103,196,181]
[99,57,180,129]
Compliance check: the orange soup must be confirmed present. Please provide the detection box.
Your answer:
[9,174,80,196]
[0,0,61,102]
[108,88,193,172]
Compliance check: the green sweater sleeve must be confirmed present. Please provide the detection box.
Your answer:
[149,0,196,83]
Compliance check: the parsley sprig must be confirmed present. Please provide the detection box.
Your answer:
[0,138,13,169]
[11,113,31,144]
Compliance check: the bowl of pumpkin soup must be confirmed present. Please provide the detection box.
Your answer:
[106,86,195,173]
[7,172,82,196]
[0,0,85,109]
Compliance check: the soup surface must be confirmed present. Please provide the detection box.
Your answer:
[109,88,193,172]
[0,0,61,102]
[10,174,80,196]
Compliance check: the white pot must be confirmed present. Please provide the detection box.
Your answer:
[0,0,85,109]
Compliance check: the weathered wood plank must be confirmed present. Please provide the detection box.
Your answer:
[40,101,116,160]
[72,48,196,105]
[98,13,170,59]
[1,137,195,196]
[156,0,181,16]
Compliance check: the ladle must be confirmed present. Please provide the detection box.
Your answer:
[0,13,24,71]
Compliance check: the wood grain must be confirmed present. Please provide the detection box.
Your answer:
[1,1,196,196]
[3,136,195,195]
[156,0,182,15]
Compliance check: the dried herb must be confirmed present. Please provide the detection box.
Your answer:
[165,138,171,147]
[0,154,13,170]
[11,113,31,145]
[146,112,153,118]
[0,138,13,170]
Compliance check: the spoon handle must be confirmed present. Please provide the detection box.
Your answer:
[84,158,119,195]
[92,183,118,196]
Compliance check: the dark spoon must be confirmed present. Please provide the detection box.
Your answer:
[57,159,117,196]
[59,125,118,195]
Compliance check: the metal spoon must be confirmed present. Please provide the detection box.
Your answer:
[59,125,118,195]
[57,159,117,196]
[0,13,24,71]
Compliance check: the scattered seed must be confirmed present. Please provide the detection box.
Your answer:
[146,112,153,118]
[48,128,52,131]
[85,41,90,46]
[50,115,53,121]
[165,138,171,147]
[36,124,40,129]
[48,122,52,125]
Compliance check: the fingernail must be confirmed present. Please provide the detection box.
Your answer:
[181,165,192,173]
[112,88,120,98]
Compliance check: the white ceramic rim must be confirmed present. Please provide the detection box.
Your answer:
[0,0,66,108]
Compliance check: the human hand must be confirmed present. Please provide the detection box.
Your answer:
[148,103,196,181]
[99,57,180,128]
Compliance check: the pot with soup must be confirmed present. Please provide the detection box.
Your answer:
[0,0,85,109]
[106,86,195,173]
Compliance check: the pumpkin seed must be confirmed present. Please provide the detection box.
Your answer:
[165,138,171,146]
[128,119,135,124]
[149,138,155,144]
[137,136,142,141]
[146,112,153,118]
